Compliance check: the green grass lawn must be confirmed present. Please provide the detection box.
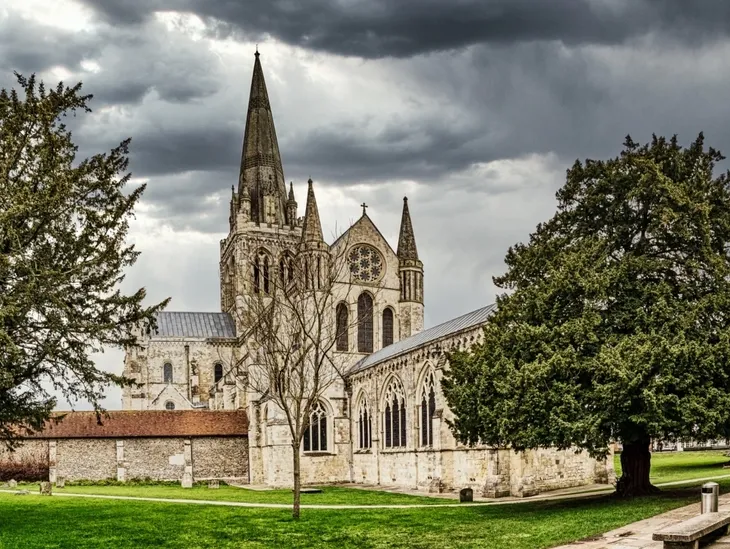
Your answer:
[15,483,450,506]
[0,486,712,549]
[3,450,730,548]
[613,449,730,484]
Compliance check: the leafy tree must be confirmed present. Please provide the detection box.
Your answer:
[442,134,730,496]
[0,73,168,446]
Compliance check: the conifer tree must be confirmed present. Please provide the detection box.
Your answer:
[442,134,730,496]
[0,73,168,445]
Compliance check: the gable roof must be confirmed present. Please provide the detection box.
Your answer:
[331,212,397,257]
[348,303,496,375]
[25,410,249,439]
[152,312,236,339]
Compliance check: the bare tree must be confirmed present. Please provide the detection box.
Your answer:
[226,228,381,519]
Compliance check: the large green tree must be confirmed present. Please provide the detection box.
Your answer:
[0,73,168,446]
[442,134,730,496]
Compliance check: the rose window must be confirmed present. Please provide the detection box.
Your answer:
[348,245,384,282]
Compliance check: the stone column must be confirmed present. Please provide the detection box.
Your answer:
[181,439,193,488]
[48,440,57,483]
[116,440,126,482]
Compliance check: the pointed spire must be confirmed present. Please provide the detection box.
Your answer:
[238,51,289,225]
[288,182,295,202]
[301,178,324,243]
[397,197,419,261]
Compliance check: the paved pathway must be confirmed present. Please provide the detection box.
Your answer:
[553,493,730,549]
[1,475,729,510]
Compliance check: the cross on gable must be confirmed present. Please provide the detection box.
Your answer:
[361,202,368,215]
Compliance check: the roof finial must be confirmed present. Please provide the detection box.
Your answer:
[255,44,259,57]
[361,202,368,216]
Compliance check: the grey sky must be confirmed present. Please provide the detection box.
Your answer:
[2,0,729,409]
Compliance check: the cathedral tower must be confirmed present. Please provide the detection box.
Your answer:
[299,179,329,290]
[397,197,424,338]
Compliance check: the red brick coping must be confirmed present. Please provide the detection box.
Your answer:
[23,410,248,439]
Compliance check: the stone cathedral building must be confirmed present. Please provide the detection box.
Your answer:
[115,52,614,497]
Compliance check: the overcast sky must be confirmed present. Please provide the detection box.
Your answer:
[3,0,729,409]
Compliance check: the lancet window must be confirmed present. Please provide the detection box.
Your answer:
[253,250,271,294]
[382,308,394,348]
[383,378,407,449]
[421,370,436,447]
[358,397,372,450]
[214,363,223,384]
[163,362,173,384]
[336,303,349,352]
[357,292,374,353]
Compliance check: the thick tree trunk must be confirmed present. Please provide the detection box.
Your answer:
[616,437,660,497]
[292,444,301,520]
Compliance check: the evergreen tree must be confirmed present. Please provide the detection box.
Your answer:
[442,134,730,496]
[0,73,168,445]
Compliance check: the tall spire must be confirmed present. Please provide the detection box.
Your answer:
[301,178,324,244]
[397,197,419,260]
[238,51,289,225]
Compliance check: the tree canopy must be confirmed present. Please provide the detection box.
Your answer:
[0,73,168,445]
[442,133,730,495]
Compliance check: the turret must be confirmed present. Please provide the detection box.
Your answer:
[299,179,329,290]
[287,182,298,229]
[397,197,424,337]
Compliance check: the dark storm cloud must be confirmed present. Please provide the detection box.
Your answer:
[0,13,98,74]
[78,0,730,58]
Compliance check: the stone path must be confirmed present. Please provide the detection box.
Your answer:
[1,475,729,510]
[553,493,730,549]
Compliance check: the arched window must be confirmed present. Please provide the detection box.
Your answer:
[253,250,271,294]
[382,308,394,348]
[358,397,372,449]
[383,378,406,448]
[163,362,173,384]
[214,363,223,384]
[303,401,328,452]
[421,370,437,447]
[357,293,374,353]
[165,401,175,410]
[336,303,349,351]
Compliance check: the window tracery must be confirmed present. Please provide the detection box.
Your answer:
[383,378,406,448]
[421,370,436,447]
[358,397,372,449]
[303,401,328,452]
[348,244,384,283]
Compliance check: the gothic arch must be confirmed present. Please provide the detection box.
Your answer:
[356,391,372,450]
[252,248,273,294]
[381,375,407,449]
[303,399,332,453]
[335,301,350,352]
[357,291,374,353]
[381,306,395,348]
[418,365,437,447]
[278,251,295,290]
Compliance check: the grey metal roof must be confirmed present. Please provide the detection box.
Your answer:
[151,312,236,339]
[349,303,496,374]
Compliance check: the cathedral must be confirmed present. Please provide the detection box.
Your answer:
[119,52,614,497]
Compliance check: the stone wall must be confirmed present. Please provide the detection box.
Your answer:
[3,436,248,483]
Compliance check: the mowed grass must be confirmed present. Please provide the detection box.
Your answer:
[13,483,451,506]
[3,450,730,548]
[613,449,730,484]
[0,487,713,549]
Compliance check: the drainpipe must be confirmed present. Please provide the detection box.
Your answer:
[184,344,190,401]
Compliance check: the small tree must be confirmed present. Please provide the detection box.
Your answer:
[235,229,375,519]
[0,73,168,445]
[442,134,730,497]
